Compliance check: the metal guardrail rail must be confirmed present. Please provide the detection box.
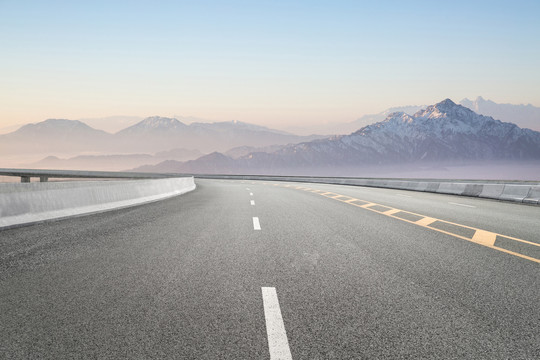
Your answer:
[0,168,181,183]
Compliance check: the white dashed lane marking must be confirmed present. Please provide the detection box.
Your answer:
[448,202,476,208]
[261,287,293,360]
[253,217,261,230]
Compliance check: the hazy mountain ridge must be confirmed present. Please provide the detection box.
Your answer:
[460,96,540,131]
[0,119,112,156]
[0,116,326,165]
[28,148,204,171]
[224,145,284,159]
[134,99,540,175]
[112,117,326,153]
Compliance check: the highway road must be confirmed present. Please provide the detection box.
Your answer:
[1,179,539,359]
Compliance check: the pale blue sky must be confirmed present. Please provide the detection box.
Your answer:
[1,0,539,128]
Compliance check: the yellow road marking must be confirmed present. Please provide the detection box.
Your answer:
[383,209,401,216]
[472,230,497,246]
[416,217,437,227]
[278,183,539,264]
[320,192,337,196]
[359,203,376,208]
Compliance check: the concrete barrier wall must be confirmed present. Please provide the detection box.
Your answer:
[523,186,540,205]
[0,177,195,229]
[200,174,539,205]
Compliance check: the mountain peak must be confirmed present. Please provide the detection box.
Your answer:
[414,98,475,120]
[15,118,102,134]
[139,116,186,128]
[117,116,187,134]
[435,98,457,109]
[35,119,89,128]
[475,96,486,102]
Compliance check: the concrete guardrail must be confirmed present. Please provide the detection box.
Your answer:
[0,177,196,230]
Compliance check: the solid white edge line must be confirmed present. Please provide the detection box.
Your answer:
[262,287,293,360]
[251,200,255,205]
[448,202,476,208]
[253,217,261,230]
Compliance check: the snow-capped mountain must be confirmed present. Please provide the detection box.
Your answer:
[135,99,540,175]
[460,96,540,131]
[274,99,540,164]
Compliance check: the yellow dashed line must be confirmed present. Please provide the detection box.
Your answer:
[472,230,497,247]
[359,203,376,209]
[278,183,539,264]
[416,217,437,227]
[320,192,336,196]
[383,209,401,216]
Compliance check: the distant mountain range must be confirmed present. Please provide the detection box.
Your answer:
[459,96,540,131]
[3,98,539,176]
[135,99,540,176]
[0,117,326,165]
[28,148,204,171]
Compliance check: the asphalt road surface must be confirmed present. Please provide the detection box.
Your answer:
[1,179,539,359]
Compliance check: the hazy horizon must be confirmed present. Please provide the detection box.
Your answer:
[1,1,539,131]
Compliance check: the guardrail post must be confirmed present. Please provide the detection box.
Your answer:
[21,176,30,183]
[40,176,48,182]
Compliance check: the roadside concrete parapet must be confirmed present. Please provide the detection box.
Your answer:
[0,177,195,230]
[196,174,539,205]
[523,186,540,205]
[499,184,534,203]
[478,184,505,199]
[436,183,468,195]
